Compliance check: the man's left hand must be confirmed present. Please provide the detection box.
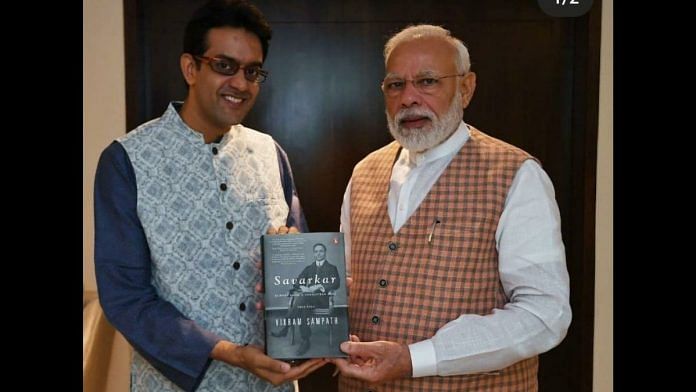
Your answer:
[267,225,299,235]
[329,340,412,385]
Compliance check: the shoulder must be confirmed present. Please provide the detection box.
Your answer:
[237,125,290,162]
[353,141,401,173]
[99,141,127,161]
[117,116,166,145]
[238,124,275,144]
[467,126,534,161]
[118,103,190,146]
[97,141,132,174]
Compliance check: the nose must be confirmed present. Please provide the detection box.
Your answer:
[398,80,422,108]
[226,69,250,90]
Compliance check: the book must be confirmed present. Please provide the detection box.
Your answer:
[262,232,349,360]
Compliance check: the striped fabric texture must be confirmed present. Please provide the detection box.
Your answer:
[340,128,539,392]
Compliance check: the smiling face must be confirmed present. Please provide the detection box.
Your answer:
[180,27,264,141]
[384,36,476,152]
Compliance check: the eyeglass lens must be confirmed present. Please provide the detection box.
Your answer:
[382,75,460,96]
[198,56,266,83]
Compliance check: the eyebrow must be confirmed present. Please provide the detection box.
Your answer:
[213,54,263,67]
[384,70,443,79]
[416,70,439,78]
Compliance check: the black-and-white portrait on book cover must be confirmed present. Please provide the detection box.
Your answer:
[262,232,349,359]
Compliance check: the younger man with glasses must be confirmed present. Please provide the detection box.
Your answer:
[94,1,325,391]
[331,24,572,391]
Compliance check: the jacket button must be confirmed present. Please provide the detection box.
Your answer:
[220,183,227,191]
[239,303,246,311]
[233,261,240,270]
[226,222,234,230]
[212,147,218,155]
[379,279,387,287]
[371,315,380,324]
[388,242,397,251]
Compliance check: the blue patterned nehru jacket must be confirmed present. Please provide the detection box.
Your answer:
[117,103,293,392]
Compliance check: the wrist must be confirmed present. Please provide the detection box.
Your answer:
[211,340,244,366]
[401,343,413,378]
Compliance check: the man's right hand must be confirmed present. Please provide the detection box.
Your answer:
[211,340,326,385]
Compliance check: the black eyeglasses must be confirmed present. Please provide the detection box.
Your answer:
[194,55,268,83]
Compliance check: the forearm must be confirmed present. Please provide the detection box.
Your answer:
[210,340,244,365]
[410,261,571,377]
[97,263,222,388]
[424,301,569,376]
[94,143,221,390]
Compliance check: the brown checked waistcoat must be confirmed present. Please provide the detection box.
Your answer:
[339,128,538,392]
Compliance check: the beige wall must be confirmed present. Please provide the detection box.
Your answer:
[84,3,131,391]
[594,0,613,391]
[83,0,127,292]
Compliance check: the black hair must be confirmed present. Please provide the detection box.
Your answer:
[313,243,327,252]
[183,0,272,62]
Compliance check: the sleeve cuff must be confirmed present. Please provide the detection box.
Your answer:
[408,339,438,377]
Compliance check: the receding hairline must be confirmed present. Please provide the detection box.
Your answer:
[384,24,471,74]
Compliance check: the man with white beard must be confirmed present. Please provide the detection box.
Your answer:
[330,24,572,392]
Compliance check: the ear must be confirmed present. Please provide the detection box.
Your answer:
[459,72,477,109]
[180,53,198,87]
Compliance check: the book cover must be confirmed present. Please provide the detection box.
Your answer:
[262,232,349,360]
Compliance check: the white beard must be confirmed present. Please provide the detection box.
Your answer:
[386,89,463,152]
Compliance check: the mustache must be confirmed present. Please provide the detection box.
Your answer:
[394,107,435,124]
